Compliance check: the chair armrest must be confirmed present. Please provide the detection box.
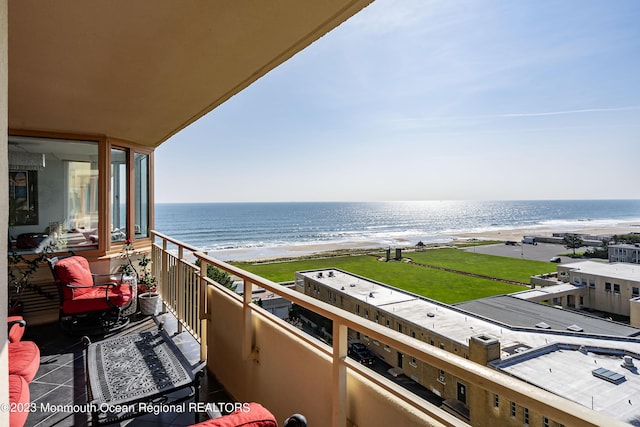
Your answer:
[7,317,26,328]
[65,282,118,289]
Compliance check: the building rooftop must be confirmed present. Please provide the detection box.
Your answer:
[511,283,580,300]
[456,295,640,337]
[298,268,640,422]
[492,345,640,425]
[609,243,640,249]
[561,261,640,282]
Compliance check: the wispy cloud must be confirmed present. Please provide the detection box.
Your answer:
[393,106,640,126]
[481,106,640,119]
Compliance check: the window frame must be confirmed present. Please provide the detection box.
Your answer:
[8,130,154,258]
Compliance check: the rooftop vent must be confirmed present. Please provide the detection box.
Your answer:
[622,356,636,370]
[328,271,334,277]
[427,312,435,318]
[535,322,551,329]
[317,272,323,278]
[349,284,356,288]
[567,324,583,332]
[592,367,626,384]
[369,292,374,298]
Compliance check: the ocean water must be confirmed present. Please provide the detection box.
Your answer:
[154,200,640,261]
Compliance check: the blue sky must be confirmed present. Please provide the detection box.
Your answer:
[155,0,640,203]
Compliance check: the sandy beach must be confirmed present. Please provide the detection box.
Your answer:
[207,220,640,262]
[451,220,640,243]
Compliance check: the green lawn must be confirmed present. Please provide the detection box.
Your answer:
[231,248,544,304]
[407,248,553,283]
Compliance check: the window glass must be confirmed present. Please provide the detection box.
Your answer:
[134,152,150,238]
[8,136,99,253]
[111,148,128,242]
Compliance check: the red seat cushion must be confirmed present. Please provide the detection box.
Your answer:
[9,374,30,427]
[8,316,25,343]
[61,283,133,314]
[9,341,40,383]
[189,403,278,427]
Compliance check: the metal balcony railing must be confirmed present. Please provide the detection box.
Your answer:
[150,230,626,427]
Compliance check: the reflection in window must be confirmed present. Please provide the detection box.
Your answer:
[134,152,149,238]
[111,148,127,242]
[8,136,99,252]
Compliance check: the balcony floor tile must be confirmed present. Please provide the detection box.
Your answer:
[21,312,232,427]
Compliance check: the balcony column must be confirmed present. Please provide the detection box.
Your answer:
[332,322,347,427]
[0,0,8,422]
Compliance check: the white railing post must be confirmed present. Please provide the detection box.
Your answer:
[199,256,208,362]
[242,278,258,360]
[332,321,347,427]
[161,237,168,313]
[176,245,184,333]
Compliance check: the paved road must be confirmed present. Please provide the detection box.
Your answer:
[462,242,583,264]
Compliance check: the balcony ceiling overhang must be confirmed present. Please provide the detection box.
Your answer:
[9,0,372,147]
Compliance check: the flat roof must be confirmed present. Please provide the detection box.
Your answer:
[297,268,640,421]
[493,345,640,424]
[456,295,640,337]
[562,261,640,282]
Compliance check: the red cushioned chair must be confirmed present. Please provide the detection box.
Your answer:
[189,402,306,427]
[48,255,134,335]
[9,374,30,427]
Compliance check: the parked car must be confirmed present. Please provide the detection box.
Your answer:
[550,256,561,263]
[348,343,375,365]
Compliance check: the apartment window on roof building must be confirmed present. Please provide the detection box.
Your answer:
[605,282,612,292]
[614,284,620,293]
[524,407,529,425]
[589,279,595,288]
[493,394,499,408]
[510,401,516,417]
[356,304,360,314]
[542,417,549,427]
[633,287,639,297]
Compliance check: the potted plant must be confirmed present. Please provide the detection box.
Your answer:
[120,241,160,316]
[136,253,160,315]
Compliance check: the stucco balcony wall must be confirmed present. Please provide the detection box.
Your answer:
[206,283,455,426]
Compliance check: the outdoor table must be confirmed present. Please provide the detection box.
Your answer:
[83,323,205,425]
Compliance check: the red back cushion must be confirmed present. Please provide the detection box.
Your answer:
[55,256,93,287]
[189,403,278,427]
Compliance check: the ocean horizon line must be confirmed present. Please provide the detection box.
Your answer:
[155,198,640,205]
